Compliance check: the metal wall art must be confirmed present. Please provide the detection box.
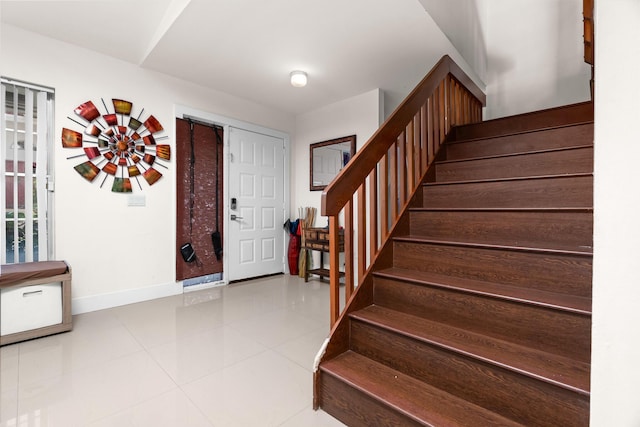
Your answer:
[62,98,170,193]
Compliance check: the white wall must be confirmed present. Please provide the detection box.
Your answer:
[417,0,488,84]
[291,89,382,276]
[477,0,592,119]
[374,6,485,119]
[417,0,591,121]
[292,88,383,222]
[591,0,640,424]
[1,24,295,313]
[0,8,475,311]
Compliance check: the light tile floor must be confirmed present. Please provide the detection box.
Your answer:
[0,274,347,427]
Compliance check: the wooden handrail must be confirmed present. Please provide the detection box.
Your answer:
[322,55,485,217]
[321,55,486,326]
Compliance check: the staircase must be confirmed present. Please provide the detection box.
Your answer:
[315,104,593,426]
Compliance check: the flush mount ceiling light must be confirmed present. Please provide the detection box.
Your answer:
[290,70,308,87]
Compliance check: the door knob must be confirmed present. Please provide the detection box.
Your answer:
[231,214,243,221]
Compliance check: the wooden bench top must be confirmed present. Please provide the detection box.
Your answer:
[0,261,69,288]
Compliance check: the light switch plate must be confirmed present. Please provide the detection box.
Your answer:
[127,194,146,207]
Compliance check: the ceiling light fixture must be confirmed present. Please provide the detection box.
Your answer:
[290,70,308,88]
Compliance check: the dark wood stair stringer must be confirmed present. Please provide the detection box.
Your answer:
[314,103,593,426]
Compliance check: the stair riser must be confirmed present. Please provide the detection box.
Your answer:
[393,240,592,297]
[374,276,591,361]
[422,175,593,209]
[350,321,590,427]
[435,147,593,182]
[453,102,593,140]
[409,210,593,249]
[318,373,424,427]
[446,123,594,160]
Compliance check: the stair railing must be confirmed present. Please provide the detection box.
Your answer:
[321,55,486,327]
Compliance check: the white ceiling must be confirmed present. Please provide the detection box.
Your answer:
[0,0,456,115]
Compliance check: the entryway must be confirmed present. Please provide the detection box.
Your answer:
[175,107,289,286]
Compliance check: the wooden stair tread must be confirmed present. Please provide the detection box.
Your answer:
[452,102,593,140]
[423,172,593,187]
[407,208,593,249]
[396,234,593,256]
[433,147,593,183]
[410,207,593,213]
[421,174,594,209]
[321,350,525,426]
[374,267,592,315]
[448,121,594,145]
[436,144,593,165]
[351,305,591,395]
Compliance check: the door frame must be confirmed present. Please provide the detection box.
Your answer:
[175,105,290,286]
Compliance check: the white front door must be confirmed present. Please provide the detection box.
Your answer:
[227,127,285,281]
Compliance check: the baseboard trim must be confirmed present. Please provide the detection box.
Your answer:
[71,281,183,315]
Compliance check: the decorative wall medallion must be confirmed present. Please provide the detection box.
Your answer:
[61,98,170,192]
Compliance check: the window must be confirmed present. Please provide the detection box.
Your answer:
[1,78,54,264]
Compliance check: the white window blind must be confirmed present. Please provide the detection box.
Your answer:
[1,78,54,264]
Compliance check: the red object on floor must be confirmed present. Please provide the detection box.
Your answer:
[288,235,300,275]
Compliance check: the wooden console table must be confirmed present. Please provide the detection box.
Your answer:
[302,227,344,282]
